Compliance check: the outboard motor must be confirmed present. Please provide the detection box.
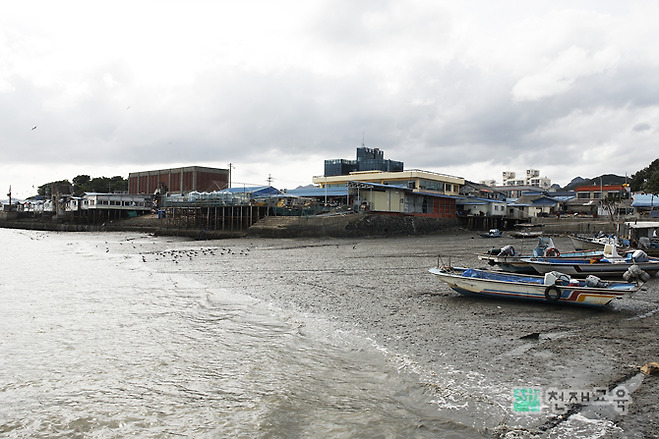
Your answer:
[631,250,649,263]
[623,264,651,284]
[544,271,571,285]
[638,237,651,250]
[585,275,608,288]
[497,245,515,257]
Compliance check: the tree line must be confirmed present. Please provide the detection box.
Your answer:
[629,158,659,194]
[37,175,128,197]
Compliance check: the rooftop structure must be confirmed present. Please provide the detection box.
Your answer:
[313,169,464,196]
[324,147,403,177]
[162,186,281,207]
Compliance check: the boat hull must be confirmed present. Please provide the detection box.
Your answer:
[570,236,606,251]
[478,250,604,274]
[428,267,638,307]
[477,255,537,273]
[526,259,659,277]
[509,231,543,238]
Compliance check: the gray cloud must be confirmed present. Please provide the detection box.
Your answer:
[2,1,659,195]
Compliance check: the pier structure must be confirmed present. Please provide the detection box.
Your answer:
[158,186,285,233]
[161,204,270,233]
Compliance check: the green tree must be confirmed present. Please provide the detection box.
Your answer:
[630,159,659,193]
[37,180,72,197]
[40,175,128,197]
[72,175,91,187]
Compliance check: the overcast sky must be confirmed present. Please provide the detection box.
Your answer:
[2,1,659,198]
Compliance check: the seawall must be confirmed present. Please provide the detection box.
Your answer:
[245,212,460,238]
[1,213,628,239]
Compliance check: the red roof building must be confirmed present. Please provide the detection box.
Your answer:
[574,184,629,200]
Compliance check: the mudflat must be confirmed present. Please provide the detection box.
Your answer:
[198,231,658,438]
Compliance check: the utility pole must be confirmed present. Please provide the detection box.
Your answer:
[228,163,235,189]
[267,174,274,187]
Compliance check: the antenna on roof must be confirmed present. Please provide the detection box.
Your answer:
[361,131,365,146]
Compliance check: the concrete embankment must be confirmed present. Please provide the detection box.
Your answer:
[537,217,620,234]
[245,212,460,238]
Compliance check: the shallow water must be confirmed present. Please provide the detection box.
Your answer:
[0,229,482,438]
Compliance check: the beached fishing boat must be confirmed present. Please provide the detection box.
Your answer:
[480,228,504,238]
[569,233,626,251]
[509,223,543,238]
[478,237,603,273]
[428,266,642,307]
[523,245,659,278]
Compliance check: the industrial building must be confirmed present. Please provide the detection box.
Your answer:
[312,147,464,217]
[128,166,229,195]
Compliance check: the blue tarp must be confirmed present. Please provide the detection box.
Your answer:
[286,187,349,197]
[632,194,658,208]
[220,186,281,197]
[531,197,559,207]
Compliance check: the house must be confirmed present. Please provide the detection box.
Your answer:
[507,192,568,218]
[460,181,506,200]
[574,184,629,201]
[457,197,508,217]
[82,193,153,211]
[566,184,631,216]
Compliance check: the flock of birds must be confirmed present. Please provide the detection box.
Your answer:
[140,246,250,263]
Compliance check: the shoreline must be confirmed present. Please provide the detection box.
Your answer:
[0,212,638,239]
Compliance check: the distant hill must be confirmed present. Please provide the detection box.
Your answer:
[563,174,627,191]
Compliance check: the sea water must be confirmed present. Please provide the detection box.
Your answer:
[0,229,482,438]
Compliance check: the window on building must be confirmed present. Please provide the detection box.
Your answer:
[418,179,444,192]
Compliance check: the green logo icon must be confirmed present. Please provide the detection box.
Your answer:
[514,388,541,412]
